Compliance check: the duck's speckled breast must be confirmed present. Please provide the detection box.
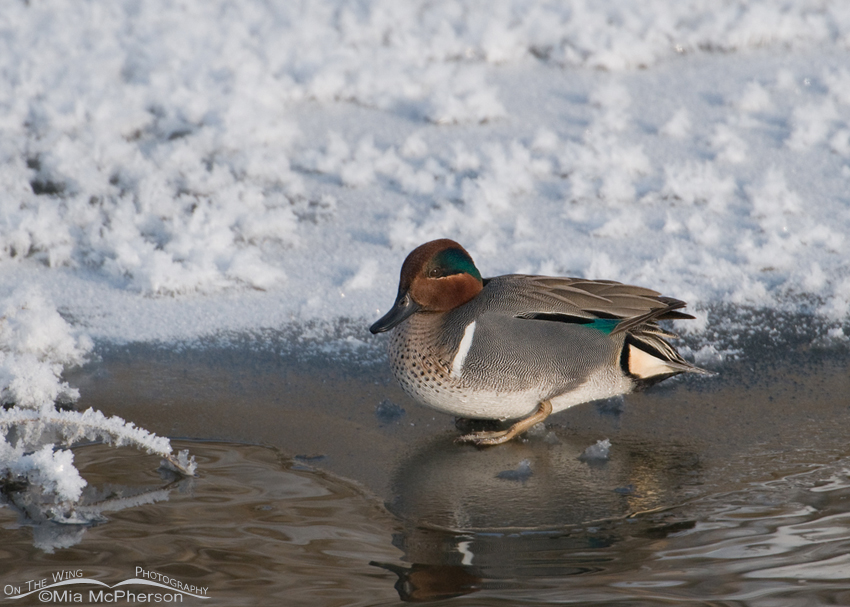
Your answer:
[386,311,493,416]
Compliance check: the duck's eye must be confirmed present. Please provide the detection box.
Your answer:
[428,268,441,278]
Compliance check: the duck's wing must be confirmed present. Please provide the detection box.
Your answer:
[485,275,693,329]
[480,275,709,377]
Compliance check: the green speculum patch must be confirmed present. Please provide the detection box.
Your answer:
[585,318,620,334]
[519,313,620,334]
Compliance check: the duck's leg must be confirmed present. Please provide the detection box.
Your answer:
[456,400,553,447]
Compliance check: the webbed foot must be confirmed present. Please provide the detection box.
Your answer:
[455,400,553,447]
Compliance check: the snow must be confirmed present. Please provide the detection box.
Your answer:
[0,287,195,524]
[579,439,612,463]
[0,286,91,410]
[5,444,87,503]
[496,459,533,482]
[0,0,848,348]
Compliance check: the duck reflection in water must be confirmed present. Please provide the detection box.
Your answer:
[372,430,700,601]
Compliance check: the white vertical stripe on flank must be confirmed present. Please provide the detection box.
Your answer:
[451,320,477,379]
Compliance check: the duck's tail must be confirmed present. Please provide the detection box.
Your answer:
[614,299,713,387]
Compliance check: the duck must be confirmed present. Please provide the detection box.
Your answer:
[370,239,710,446]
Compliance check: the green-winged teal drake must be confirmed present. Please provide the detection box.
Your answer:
[370,239,709,446]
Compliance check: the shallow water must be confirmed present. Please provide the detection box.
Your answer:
[1,441,401,606]
[4,335,850,605]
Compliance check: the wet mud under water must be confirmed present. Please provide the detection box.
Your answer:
[3,338,850,605]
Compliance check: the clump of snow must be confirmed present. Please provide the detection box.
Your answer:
[496,459,533,482]
[674,309,710,335]
[0,288,194,536]
[689,344,727,367]
[827,327,847,341]
[4,444,87,503]
[0,286,91,410]
[579,439,611,463]
[525,421,548,438]
[422,66,507,125]
[821,277,850,320]
[375,399,406,424]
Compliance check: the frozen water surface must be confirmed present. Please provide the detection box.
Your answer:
[2,0,850,604]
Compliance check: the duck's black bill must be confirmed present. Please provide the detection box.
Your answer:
[370,293,420,334]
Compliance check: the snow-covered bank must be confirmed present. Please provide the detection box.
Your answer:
[1,0,848,348]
